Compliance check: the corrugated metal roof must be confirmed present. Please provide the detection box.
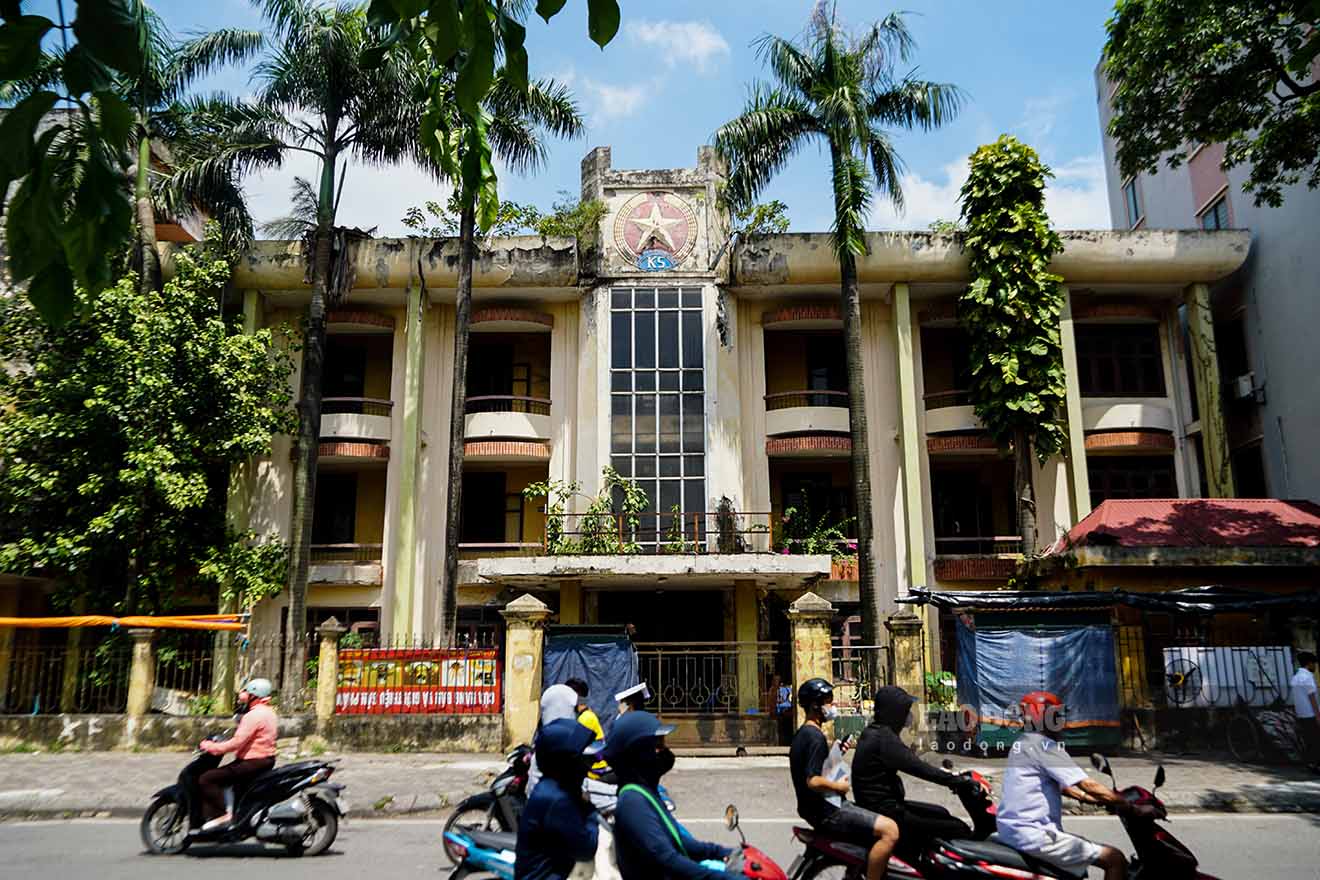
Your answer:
[1046,498,1320,553]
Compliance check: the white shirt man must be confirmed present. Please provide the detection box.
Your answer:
[1291,651,1320,772]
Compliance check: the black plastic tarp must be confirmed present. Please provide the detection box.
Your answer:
[898,585,1320,614]
[543,631,638,735]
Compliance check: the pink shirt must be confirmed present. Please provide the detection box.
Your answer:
[217,702,278,760]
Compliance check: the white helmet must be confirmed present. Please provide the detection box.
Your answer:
[244,678,274,699]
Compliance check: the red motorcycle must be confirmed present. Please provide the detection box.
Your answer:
[725,805,790,880]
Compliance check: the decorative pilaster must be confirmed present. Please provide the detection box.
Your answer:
[1183,283,1235,497]
[1058,286,1092,521]
[893,283,927,588]
[500,594,552,747]
[391,278,426,635]
[788,592,835,728]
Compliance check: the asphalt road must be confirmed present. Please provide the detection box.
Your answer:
[2,814,1318,879]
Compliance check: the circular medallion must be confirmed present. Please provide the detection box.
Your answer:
[612,191,698,271]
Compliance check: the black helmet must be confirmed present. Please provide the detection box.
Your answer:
[797,677,834,710]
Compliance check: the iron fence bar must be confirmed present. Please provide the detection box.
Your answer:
[322,397,394,417]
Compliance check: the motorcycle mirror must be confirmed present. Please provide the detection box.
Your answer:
[1090,753,1116,786]
[724,804,739,832]
[941,758,954,770]
[1153,765,1165,791]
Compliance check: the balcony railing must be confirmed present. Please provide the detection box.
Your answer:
[933,535,1022,556]
[323,397,393,417]
[923,389,974,410]
[764,390,849,410]
[310,543,384,563]
[457,542,542,558]
[544,510,778,554]
[464,395,552,416]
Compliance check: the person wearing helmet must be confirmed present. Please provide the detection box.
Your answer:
[195,678,279,830]
[515,717,603,880]
[527,683,584,796]
[606,711,733,880]
[852,686,975,854]
[997,691,1131,880]
[790,678,900,880]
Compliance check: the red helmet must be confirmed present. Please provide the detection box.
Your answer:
[1019,690,1063,732]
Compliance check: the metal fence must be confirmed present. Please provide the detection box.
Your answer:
[333,633,502,715]
[545,510,778,554]
[2,639,131,714]
[831,644,889,719]
[635,641,781,715]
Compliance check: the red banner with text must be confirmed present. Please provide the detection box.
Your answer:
[335,647,501,714]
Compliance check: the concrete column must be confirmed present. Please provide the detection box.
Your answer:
[391,280,426,636]
[59,626,84,712]
[1058,287,1092,522]
[125,628,156,718]
[788,592,835,728]
[886,611,928,738]
[314,617,346,731]
[558,581,583,625]
[735,580,759,712]
[500,594,552,747]
[1183,283,1235,497]
[893,284,927,588]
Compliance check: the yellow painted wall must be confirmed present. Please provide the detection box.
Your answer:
[355,469,387,543]
[763,331,809,395]
[919,327,967,396]
[364,335,394,400]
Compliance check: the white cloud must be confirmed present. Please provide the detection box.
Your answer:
[624,19,731,72]
[1015,93,1068,143]
[869,152,1110,231]
[552,67,646,124]
[244,151,451,238]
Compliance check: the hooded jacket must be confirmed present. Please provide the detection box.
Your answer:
[851,687,962,817]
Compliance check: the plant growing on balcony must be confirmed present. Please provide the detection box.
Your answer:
[956,136,1066,556]
[774,507,857,560]
[524,466,648,555]
[662,505,694,555]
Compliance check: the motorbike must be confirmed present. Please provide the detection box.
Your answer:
[139,738,347,857]
[442,744,533,864]
[1088,753,1221,880]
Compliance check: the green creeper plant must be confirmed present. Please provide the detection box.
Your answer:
[524,466,648,555]
[1103,0,1320,208]
[956,135,1066,557]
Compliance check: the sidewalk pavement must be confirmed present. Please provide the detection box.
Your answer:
[1,749,1317,820]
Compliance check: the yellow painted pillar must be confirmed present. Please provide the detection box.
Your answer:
[125,628,156,718]
[735,580,759,712]
[500,594,552,748]
[886,611,927,715]
[391,279,426,635]
[1183,283,1235,497]
[558,581,582,625]
[893,283,927,588]
[788,592,835,729]
[1058,287,1092,521]
[314,617,345,732]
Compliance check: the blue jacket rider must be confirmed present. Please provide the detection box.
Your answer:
[516,718,602,880]
[605,711,735,880]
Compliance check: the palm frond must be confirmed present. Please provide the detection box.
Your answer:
[865,128,904,210]
[868,78,965,132]
[829,151,872,258]
[753,33,818,96]
[714,83,822,211]
[485,75,584,174]
[167,29,265,94]
[259,176,319,239]
[0,50,65,106]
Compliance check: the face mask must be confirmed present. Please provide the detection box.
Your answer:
[822,706,838,721]
[655,746,676,778]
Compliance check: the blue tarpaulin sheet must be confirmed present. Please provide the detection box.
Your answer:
[543,634,638,735]
[957,618,1120,749]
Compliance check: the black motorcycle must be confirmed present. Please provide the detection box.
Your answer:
[442,744,532,864]
[140,740,347,857]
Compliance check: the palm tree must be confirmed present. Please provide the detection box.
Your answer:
[439,73,584,639]
[713,8,962,647]
[173,0,429,691]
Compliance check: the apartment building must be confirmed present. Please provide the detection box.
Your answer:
[1095,63,1320,502]
[226,146,1250,702]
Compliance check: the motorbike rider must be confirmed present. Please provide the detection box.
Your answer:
[607,710,734,880]
[851,686,976,855]
[996,691,1132,880]
[195,678,278,830]
[527,684,583,796]
[790,678,900,880]
[614,682,652,715]
[515,717,603,880]
[566,677,610,778]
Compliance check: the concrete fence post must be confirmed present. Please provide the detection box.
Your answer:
[788,591,835,729]
[315,618,346,732]
[125,628,156,718]
[500,593,552,748]
[886,611,928,736]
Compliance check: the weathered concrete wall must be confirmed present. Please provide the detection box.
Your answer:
[320,714,502,752]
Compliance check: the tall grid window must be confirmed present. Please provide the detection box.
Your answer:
[610,287,705,547]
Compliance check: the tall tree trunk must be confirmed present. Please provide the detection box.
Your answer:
[1014,426,1037,556]
[839,251,879,646]
[283,153,337,695]
[135,131,161,296]
[440,197,476,644]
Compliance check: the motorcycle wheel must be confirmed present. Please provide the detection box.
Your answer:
[140,796,191,855]
[286,800,339,857]
[443,795,505,865]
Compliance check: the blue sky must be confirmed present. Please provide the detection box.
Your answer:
[51,0,1122,234]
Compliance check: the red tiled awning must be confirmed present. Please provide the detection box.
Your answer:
[1046,498,1320,554]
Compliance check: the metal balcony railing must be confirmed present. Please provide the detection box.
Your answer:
[464,395,552,416]
[923,389,974,410]
[310,543,384,563]
[322,397,393,417]
[764,390,849,410]
[933,535,1023,556]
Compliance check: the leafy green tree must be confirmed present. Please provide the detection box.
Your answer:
[0,0,150,323]
[532,190,607,248]
[713,7,962,644]
[733,199,791,234]
[176,0,429,685]
[1104,0,1320,207]
[956,136,1066,556]
[400,189,545,238]
[0,247,295,615]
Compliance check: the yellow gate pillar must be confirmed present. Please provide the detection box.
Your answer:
[314,617,346,733]
[501,594,552,748]
[886,611,928,739]
[788,592,835,728]
[125,628,156,718]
